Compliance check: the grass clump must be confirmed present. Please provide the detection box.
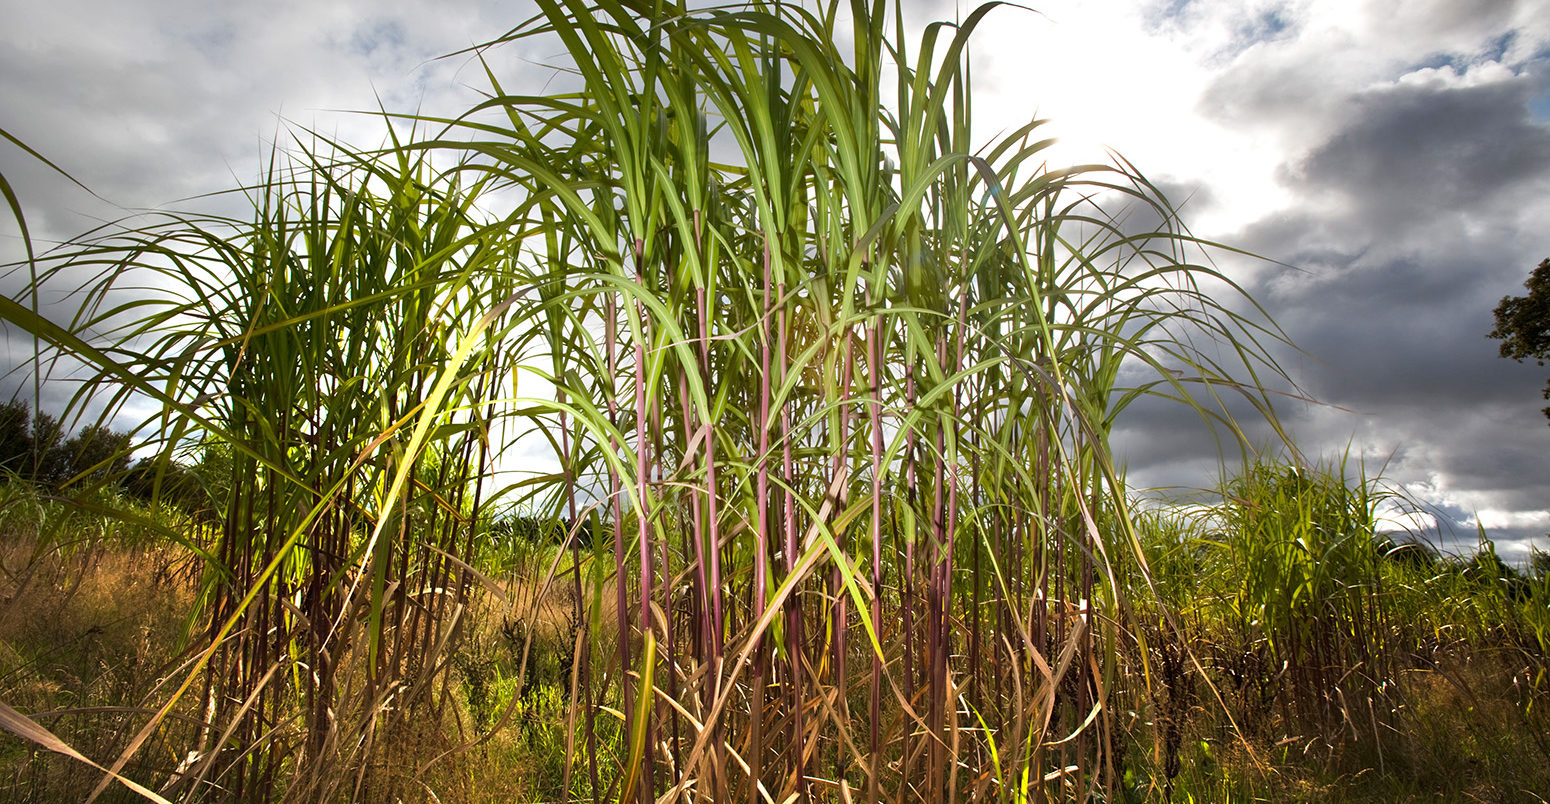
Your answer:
[1118,460,1550,802]
[0,485,202,802]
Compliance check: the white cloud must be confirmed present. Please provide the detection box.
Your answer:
[1473,508,1550,531]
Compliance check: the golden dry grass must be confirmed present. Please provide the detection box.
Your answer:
[0,528,199,801]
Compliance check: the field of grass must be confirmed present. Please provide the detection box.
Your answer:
[1,0,1548,801]
[2,473,1548,802]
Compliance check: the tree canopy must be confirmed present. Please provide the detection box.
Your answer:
[0,400,133,487]
[1489,258,1550,424]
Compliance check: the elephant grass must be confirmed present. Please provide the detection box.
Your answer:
[0,1,1307,801]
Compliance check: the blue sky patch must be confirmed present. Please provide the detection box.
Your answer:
[1530,91,1550,122]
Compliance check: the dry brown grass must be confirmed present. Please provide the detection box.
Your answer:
[0,525,200,801]
[6,507,1550,804]
[0,500,623,804]
[1152,644,1550,803]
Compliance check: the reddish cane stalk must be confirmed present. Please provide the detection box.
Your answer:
[633,244,655,800]
[778,283,806,799]
[606,291,633,785]
[750,238,773,803]
[868,318,884,804]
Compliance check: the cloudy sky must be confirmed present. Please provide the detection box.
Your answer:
[2,0,1548,558]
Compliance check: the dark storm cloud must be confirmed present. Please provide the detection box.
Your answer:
[1105,6,1550,557]
[1110,391,1285,492]
[1100,176,1218,241]
[1241,69,1550,422]
[1252,114,1547,545]
[1288,78,1550,236]
[1253,249,1540,406]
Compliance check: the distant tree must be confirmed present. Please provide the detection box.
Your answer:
[0,401,30,474]
[28,411,68,485]
[1489,257,1550,424]
[0,403,133,488]
[58,424,132,484]
[124,456,211,518]
[1461,547,1522,586]
[1377,535,1441,573]
[1532,549,1550,580]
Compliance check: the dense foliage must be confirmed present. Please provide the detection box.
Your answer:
[1489,257,1550,423]
[0,401,131,488]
